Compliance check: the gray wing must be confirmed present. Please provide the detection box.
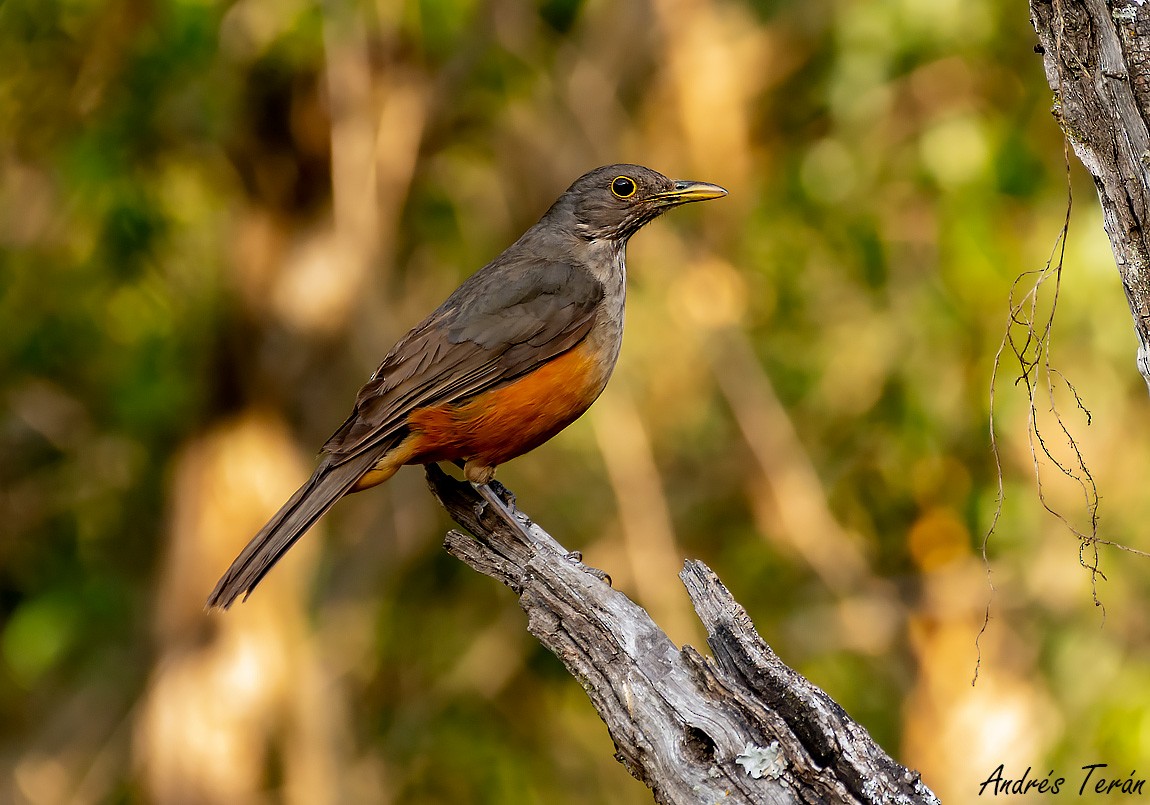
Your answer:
[208,260,604,609]
[322,260,604,460]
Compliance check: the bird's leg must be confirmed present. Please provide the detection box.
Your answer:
[461,461,513,525]
[487,479,517,511]
[473,481,535,543]
[470,482,612,585]
[462,462,611,586]
[462,461,522,520]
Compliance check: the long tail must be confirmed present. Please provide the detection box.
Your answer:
[206,452,378,609]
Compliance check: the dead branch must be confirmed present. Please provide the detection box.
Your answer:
[425,465,938,805]
[1030,0,1150,393]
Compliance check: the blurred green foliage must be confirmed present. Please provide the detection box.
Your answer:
[2,0,1149,802]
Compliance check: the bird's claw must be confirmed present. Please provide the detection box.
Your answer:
[488,479,517,510]
[564,550,611,585]
[582,566,613,586]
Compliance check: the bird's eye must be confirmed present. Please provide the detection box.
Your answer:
[611,176,637,199]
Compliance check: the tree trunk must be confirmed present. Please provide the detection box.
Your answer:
[1030,0,1150,392]
[425,466,938,805]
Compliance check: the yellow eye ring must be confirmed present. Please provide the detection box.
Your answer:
[610,175,637,199]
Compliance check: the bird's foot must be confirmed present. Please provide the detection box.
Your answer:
[582,565,613,586]
[564,550,612,586]
[474,482,534,542]
[472,484,609,585]
[487,479,518,511]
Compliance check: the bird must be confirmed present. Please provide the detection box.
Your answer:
[207,164,727,609]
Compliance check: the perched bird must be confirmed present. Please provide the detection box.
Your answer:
[208,164,727,609]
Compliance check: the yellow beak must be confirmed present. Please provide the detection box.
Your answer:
[657,180,729,204]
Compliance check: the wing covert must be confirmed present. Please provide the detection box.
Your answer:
[322,261,604,459]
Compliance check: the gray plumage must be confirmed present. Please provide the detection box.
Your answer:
[207,164,726,609]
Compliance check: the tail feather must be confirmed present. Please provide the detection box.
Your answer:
[206,453,377,609]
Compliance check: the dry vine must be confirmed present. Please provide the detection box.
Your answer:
[977,0,1150,683]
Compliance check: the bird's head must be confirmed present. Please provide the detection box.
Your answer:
[550,164,727,242]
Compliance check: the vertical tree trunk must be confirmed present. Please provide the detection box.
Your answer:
[1030,0,1150,392]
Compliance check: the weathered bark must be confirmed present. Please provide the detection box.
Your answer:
[1030,0,1150,392]
[425,465,938,805]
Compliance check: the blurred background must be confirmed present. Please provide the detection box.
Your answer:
[3,0,1149,802]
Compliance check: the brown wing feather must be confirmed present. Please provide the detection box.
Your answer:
[323,260,604,460]
[208,261,603,609]
[206,451,379,609]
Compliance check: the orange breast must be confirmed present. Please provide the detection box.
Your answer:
[402,339,608,470]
